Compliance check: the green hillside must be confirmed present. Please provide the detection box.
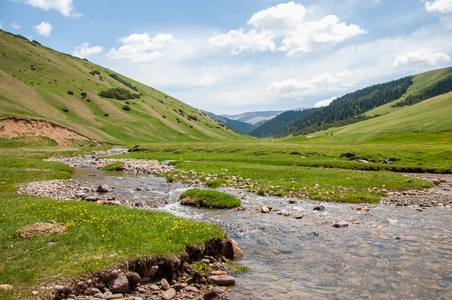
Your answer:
[290,90,452,145]
[0,30,248,144]
[276,67,452,138]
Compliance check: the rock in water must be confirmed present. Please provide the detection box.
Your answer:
[224,239,245,260]
[333,221,349,228]
[207,275,236,286]
[97,185,112,193]
[203,287,229,300]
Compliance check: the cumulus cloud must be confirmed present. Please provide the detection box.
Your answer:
[425,0,452,13]
[393,48,450,69]
[21,0,78,17]
[72,42,103,58]
[34,21,52,37]
[268,70,360,95]
[107,32,173,63]
[209,1,366,55]
[314,96,337,108]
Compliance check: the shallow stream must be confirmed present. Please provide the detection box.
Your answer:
[73,168,452,299]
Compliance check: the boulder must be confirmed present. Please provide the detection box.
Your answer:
[203,287,229,300]
[207,275,236,286]
[125,272,141,286]
[143,265,158,278]
[108,273,129,293]
[313,205,325,211]
[224,239,245,260]
[333,221,349,228]
[160,278,171,290]
[97,185,112,193]
[162,288,177,300]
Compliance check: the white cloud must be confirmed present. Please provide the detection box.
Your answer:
[72,42,103,58]
[34,21,53,37]
[0,22,2,29]
[209,1,366,55]
[11,22,21,29]
[425,0,452,13]
[107,32,173,63]
[22,0,77,17]
[268,70,360,95]
[393,48,450,69]
[314,96,337,108]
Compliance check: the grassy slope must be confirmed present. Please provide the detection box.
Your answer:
[0,30,248,143]
[365,67,452,117]
[292,90,452,145]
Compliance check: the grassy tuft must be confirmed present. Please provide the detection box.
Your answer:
[180,189,241,209]
[99,161,124,171]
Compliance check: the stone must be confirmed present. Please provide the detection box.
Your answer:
[54,285,65,291]
[203,287,229,300]
[293,214,304,219]
[161,288,177,300]
[149,284,160,291]
[88,287,102,295]
[105,294,124,300]
[143,265,158,277]
[108,273,129,293]
[172,283,183,291]
[0,284,13,291]
[97,185,112,193]
[207,275,236,286]
[161,278,171,290]
[31,291,39,296]
[333,221,349,228]
[224,239,245,260]
[94,292,107,299]
[313,205,325,211]
[125,272,141,286]
[184,285,200,293]
[260,206,270,213]
[83,195,99,202]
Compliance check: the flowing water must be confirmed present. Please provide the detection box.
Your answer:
[73,168,452,299]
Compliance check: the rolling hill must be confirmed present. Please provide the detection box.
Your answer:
[273,67,452,138]
[0,30,248,144]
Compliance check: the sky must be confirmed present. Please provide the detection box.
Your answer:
[1,0,452,115]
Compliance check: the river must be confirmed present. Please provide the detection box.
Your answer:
[71,166,452,300]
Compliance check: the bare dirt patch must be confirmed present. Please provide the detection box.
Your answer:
[16,220,67,238]
[0,117,98,146]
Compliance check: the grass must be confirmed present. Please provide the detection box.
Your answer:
[111,141,440,203]
[99,161,124,171]
[0,29,248,143]
[180,189,242,209]
[0,140,224,299]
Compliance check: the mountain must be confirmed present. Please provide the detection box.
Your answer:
[278,67,452,138]
[221,110,284,125]
[249,108,315,138]
[202,111,257,134]
[0,30,248,144]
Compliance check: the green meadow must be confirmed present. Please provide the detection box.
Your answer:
[0,140,223,299]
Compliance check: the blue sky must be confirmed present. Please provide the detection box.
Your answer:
[1,0,452,114]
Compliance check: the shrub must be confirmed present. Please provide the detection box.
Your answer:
[67,91,74,95]
[122,105,131,111]
[180,189,241,209]
[99,88,139,100]
[62,108,69,112]
[81,92,87,98]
